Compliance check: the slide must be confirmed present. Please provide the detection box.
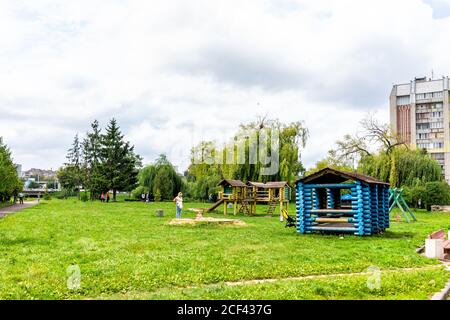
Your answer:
[206,199,225,212]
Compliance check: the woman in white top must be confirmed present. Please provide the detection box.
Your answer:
[173,192,183,219]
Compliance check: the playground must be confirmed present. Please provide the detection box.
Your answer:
[0,198,448,300]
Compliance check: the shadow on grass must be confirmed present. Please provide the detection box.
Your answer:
[0,237,51,246]
[381,231,416,239]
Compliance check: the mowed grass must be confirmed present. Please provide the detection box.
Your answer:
[0,199,448,300]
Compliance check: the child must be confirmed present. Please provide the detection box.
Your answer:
[173,192,183,219]
[101,192,105,203]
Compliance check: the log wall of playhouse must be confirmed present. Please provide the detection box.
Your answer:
[295,168,391,236]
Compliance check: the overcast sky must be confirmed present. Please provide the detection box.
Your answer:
[1,0,450,172]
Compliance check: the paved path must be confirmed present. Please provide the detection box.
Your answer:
[0,201,39,218]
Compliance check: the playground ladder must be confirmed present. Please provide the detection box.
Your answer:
[267,198,278,215]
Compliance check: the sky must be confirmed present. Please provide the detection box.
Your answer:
[1,0,450,173]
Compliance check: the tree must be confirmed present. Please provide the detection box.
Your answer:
[99,119,141,201]
[82,120,107,200]
[134,154,182,201]
[359,147,442,188]
[64,134,83,196]
[330,114,406,166]
[305,158,354,176]
[423,181,450,211]
[0,138,23,202]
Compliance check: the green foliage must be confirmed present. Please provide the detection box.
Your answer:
[43,191,52,201]
[0,137,23,202]
[154,188,162,202]
[131,186,149,199]
[99,119,141,200]
[27,181,42,189]
[80,192,89,202]
[402,186,427,209]
[305,158,354,176]
[359,148,442,188]
[58,119,141,201]
[186,118,308,200]
[137,155,182,201]
[423,181,450,211]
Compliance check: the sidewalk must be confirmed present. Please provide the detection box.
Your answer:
[0,201,39,218]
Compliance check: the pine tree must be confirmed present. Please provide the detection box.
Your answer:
[100,119,141,201]
[64,134,83,197]
[82,120,106,200]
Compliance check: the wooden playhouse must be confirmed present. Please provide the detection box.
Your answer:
[295,168,390,236]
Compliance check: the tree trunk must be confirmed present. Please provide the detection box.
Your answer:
[113,189,117,201]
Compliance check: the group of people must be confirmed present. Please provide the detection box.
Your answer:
[100,191,111,203]
[141,193,151,203]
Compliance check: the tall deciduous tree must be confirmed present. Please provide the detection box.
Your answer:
[0,137,23,202]
[136,154,182,200]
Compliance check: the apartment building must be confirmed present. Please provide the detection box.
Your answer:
[390,76,450,183]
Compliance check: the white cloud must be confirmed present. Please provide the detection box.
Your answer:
[0,0,449,172]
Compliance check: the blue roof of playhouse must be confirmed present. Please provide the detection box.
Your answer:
[297,167,389,186]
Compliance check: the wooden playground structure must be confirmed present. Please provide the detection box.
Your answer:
[205,179,292,216]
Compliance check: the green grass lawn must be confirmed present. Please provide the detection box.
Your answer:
[0,199,449,300]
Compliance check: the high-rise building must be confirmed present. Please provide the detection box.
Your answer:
[390,76,450,183]
[15,164,22,178]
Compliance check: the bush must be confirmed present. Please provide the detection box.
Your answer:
[80,192,89,202]
[423,181,450,211]
[131,186,149,199]
[154,188,162,202]
[402,185,427,209]
[54,189,79,199]
[43,193,52,201]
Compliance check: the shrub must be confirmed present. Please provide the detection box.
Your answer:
[423,181,450,211]
[154,188,162,202]
[402,185,427,209]
[131,186,149,199]
[80,192,89,202]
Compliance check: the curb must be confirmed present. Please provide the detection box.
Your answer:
[431,279,450,300]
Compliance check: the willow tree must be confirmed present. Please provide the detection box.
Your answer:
[328,114,442,187]
[359,147,442,187]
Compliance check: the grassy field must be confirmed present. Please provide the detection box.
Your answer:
[0,199,448,300]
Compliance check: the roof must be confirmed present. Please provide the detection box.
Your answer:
[218,179,247,187]
[248,181,290,189]
[296,167,390,186]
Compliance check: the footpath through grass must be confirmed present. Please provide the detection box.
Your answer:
[0,199,448,300]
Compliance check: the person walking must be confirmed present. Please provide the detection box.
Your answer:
[18,192,24,205]
[101,192,105,203]
[106,191,110,203]
[173,192,183,219]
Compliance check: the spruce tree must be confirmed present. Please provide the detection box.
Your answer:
[100,119,140,201]
[82,120,106,200]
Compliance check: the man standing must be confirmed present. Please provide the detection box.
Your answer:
[18,192,24,205]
